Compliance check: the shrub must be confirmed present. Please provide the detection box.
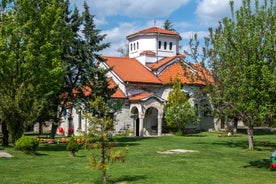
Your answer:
[15,135,39,154]
[66,137,80,157]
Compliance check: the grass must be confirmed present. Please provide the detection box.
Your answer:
[0,131,276,184]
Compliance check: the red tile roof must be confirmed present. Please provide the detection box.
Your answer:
[129,93,153,101]
[158,62,206,85]
[127,27,182,40]
[108,78,126,99]
[191,64,214,84]
[140,50,156,56]
[147,54,185,70]
[103,56,162,85]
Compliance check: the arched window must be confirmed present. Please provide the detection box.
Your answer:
[137,42,139,50]
[134,43,136,50]
[169,42,173,50]
[158,41,162,49]
[164,42,167,50]
[130,43,132,51]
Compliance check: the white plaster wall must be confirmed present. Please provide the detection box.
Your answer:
[129,35,178,59]
[115,105,134,132]
[129,37,157,58]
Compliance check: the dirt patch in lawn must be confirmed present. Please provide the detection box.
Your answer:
[0,150,13,158]
[157,149,198,154]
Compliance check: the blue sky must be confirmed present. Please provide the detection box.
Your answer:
[69,0,245,57]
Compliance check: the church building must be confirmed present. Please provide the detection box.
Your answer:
[59,27,215,136]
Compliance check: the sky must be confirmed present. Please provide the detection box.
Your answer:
[69,0,245,57]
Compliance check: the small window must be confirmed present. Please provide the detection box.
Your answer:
[158,41,162,49]
[134,43,136,50]
[164,42,167,50]
[130,44,132,51]
[169,42,173,50]
[137,42,139,50]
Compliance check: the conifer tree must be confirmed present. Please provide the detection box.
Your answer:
[165,77,199,134]
[49,1,115,138]
[85,97,126,184]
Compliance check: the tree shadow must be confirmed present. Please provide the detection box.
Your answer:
[114,136,155,148]
[109,175,147,183]
[211,139,276,151]
[212,140,249,149]
[237,128,276,135]
[182,133,207,137]
[244,159,271,170]
[37,143,67,152]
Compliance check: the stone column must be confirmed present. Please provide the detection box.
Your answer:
[157,114,163,136]
[139,114,144,137]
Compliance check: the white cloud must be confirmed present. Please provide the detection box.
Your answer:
[180,31,209,40]
[70,0,190,18]
[100,22,144,56]
[195,0,243,26]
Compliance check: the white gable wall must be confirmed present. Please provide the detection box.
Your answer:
[129,35,179,64]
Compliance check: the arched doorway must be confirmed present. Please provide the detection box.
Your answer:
[144,107,158,135]
[130,107,139,136]
[129,94,165,136]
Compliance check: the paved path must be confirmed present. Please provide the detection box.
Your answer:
[0,150,13,158]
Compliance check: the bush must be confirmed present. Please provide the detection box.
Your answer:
[15,135,39,154]
[66,137,81,157]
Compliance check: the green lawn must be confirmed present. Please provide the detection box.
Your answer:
[0,131,275,184]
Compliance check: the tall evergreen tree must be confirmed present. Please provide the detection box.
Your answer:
[49,1,114,138]
[165,77,199,134]
[163,19,176,32]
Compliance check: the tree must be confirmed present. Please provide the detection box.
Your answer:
[165,77,199,134]
[0,0,68,144]
[166,76,188,107]
[188,0,276,150]
[116,42,129,57]
[163,19,176,32]
[84,97,126,184]
[49,1,114,139]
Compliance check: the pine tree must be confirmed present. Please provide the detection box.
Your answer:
[165,76,199,134]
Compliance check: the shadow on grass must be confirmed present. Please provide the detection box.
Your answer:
[212,140,249,149]
[237,128,276,135]
[244,159,271,169]
[38,143,67,152]
[109,175,147,183]
[211,139,276,151]
[182,133,207,137]
[114,136,155,148]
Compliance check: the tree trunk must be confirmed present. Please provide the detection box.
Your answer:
[233,117,238,134]
[103,170,107,184]
[247,124,254,150]
[39,121,43,135]
[50,123,58,139]
[1,121,9,147]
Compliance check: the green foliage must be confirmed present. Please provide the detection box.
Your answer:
[15,135,39,154]
[84,96,126,184]
[0,0,68,143]
[163,19,176,32]
[165,102,199,135]
[166,76,187,108]
[165,77,199,134]
[66,136,81,157]
[187,0,276,150]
